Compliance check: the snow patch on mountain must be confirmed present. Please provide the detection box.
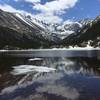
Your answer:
[15,13,92,40]
[15,13,46,30]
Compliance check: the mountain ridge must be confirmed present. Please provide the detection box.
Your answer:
[0,9,100,49]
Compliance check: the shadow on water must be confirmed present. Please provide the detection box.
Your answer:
[0,53,100,100]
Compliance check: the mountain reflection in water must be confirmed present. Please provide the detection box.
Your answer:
[0,56,100,100]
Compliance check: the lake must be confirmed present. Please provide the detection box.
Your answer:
[0,49,100,100]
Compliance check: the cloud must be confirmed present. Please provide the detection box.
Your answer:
[32,0,78,23]
[33,0,78,14]
[0,4,31,15]
[0,0,78,23]
[25,0,40,3]
[36,84,79,99]
[14,0,19,2]
[0,4,19,12]
[0,3,62,23]
[14,0,40,3]
[33,13,63,23]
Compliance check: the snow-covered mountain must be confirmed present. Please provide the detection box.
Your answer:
[14,13,61,42]
[15,13,47,31]
[79,19,93,26]
[15,13,95,41]
[62,16,100,48]
[14,13,84,40]
[0,9,56,49]
[0,9,100,49]
[53,21,83,39]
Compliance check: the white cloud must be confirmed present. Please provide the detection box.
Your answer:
[0,4,31,15]
[25,0,40,3]
[14,0,40,3]
[33,0,78,14]
[0,4,19,12]
[0,3,62,23]
[33,13,63,23]
[36,84,79,99]
[0,0,78,23]
[33,0,78,23]
[14,0,19,2]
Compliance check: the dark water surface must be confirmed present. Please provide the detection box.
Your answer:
[0,50,100,100]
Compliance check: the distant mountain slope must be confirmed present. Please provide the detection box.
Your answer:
[0,9,57,49]
[62,16,100,47]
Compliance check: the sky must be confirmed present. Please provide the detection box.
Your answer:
[0,0,100,23]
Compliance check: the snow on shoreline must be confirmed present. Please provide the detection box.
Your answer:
[0,46,100,53]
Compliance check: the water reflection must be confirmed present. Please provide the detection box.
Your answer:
[11,65,56,75]
[0,57,100,100]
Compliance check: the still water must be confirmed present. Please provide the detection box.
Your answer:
[0,50,100,100]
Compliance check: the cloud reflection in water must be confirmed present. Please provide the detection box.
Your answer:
[0,57,98,100]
